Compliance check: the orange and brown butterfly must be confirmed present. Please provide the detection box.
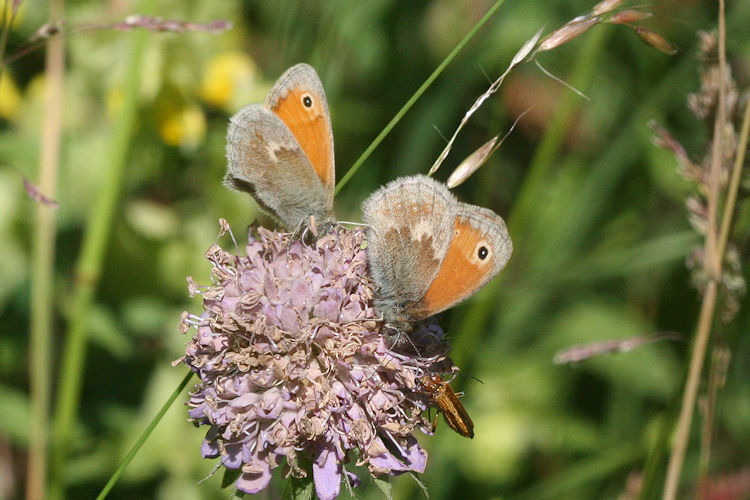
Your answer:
[225,63,335,229]
[418,374,474,439]
[362,175,512,337]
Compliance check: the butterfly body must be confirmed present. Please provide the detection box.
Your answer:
[362,175,512,333]
[225,63,335,229]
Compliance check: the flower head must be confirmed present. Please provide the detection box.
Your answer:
[178,224,455,499]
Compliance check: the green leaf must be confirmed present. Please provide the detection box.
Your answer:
[342,465,355,497]
[409,472,430,499]
[373,476,393,500]
[221,468,242,489]
[0,385,30,443]
[289,474,315,500]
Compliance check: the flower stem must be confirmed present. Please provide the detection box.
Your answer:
[662,281,718,500]
[717,82,750,261]
[703,0,726,283]
[48,12,151,499]
[0,0,20,76]
[697,346,730,498]
[95,370,194,500]
[661,1,739,498]
[27,0,65,498]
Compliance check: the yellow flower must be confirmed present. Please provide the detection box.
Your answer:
[199,52,259,110]
[159,103,206,148]
[0,72,22,120]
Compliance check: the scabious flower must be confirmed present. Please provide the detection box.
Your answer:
[177,224,455,499]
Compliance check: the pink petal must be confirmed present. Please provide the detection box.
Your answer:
[402,435,427,473]
[313,447,342,500]
[235,461,272,494]
[221,442,243,469]
[345,469,361,488]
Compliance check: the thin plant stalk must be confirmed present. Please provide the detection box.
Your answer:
[27,0,65,498]
[662,281,718,500]
[704,0,726,282]
[661,1,747,497]
[697,347,730,499]
[0,0,19,76]
[717,87,750,261]
[48,13,151,499]
[334,0,506,195]
[95,370,194,500]
[694,95,750,499]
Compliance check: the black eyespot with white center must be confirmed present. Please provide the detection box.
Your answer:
[302,94,313,108]
[478,246,489,260]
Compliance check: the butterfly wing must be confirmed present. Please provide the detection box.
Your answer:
[413,202,512,319]
[364,174,512,325]
[265,63,335,209]
[225,104,330,229]
[362,175,455,325]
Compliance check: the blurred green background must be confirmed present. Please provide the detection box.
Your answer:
[1,0,749,498]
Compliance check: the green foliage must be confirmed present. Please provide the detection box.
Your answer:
[2,1,748,499]
[221,469,241,490]
[373,476,393,500]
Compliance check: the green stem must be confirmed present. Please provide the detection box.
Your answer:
[0,0,21,73]
[334,0,506,195]
[662,281,718,500]
[702,0,726,283]
[27,0,65,498]
[662,2,742,497]
[96,370,194,500]
[0,0,10,76]
[716,83,750,261]
[48,19,150,499]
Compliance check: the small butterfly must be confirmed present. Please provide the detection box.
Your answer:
[362,175,512,334]
[225,63,335,229]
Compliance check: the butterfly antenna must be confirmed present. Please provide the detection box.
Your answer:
[385,325,424,359]
[375,323,425,371]
[296,216,319,244]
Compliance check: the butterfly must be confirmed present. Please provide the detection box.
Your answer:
[362,174,512,335]
[225,63,335,229]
